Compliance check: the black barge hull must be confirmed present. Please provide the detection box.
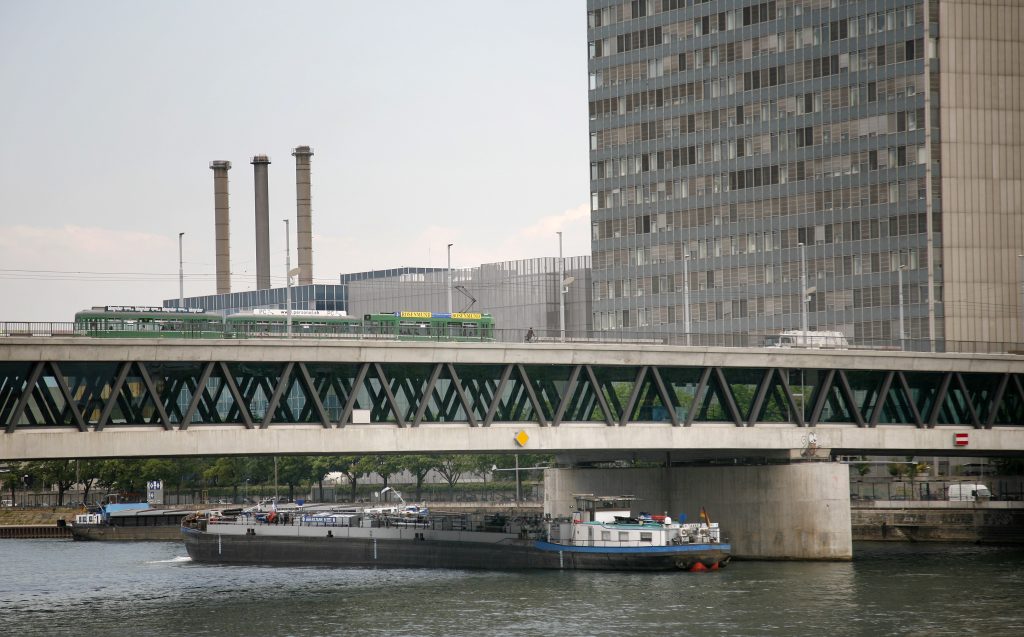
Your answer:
[181,528,729,571]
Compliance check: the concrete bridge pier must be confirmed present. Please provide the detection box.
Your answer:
[544,462,852,561]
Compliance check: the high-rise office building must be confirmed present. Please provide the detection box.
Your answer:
[587,0,1023,350]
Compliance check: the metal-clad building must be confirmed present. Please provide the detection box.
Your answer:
[166,257,592,341]
[346,257,593,342]
[586,0,1024,351]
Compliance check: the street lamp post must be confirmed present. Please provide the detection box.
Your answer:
[558,232,565,342]
[683,254,691,346]
[799,242,808,346]
[178,232,185,308]
[284,219,292,336]
[447,243,453,315]
[490,458,549,503]
[898,264,906,350]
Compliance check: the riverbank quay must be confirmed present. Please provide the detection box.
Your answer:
[852,500,1024,543]
[0,508,74,539]
[0,524,70,539]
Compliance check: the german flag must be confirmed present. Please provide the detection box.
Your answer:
[699,507,712,525]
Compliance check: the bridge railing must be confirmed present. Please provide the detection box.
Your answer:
[1,322,1021,354]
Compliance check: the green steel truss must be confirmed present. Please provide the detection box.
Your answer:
[2,360,1023,431]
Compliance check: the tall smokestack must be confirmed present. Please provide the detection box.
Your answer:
[292,145,314,285]
[251,154,271,290]
[209,160,232,294]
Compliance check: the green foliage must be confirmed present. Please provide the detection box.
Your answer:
[276,456,314,500]
[2,463,26,504]
[333,455,375,502]
[888,463,908,478]
[203,457,247,488]
[371,455,406,489]
[401,455,440,500]
[434,455,474,496]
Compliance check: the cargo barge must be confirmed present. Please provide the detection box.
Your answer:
[181,495,730,572]
[72,503,195,541]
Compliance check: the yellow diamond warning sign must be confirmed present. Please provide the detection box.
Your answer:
[514,430,529,447]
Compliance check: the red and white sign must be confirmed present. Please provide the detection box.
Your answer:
[954,432,969,447]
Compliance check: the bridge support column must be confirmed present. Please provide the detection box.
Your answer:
[544,462,851,560]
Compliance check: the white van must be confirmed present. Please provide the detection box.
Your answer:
[766,330,849,349]
[947,483,991,502]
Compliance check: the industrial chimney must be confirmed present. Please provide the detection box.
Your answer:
[292,145,314,285]
[209,160,232,295]
[251,154,271,290]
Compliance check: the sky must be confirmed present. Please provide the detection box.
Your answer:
[0,1,590,321]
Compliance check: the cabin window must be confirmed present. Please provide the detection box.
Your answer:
[640,532,653,543]
[619,531,630,543]
[601,531,611,541]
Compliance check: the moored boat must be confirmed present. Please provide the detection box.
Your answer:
[181,494,730,572]
[71,503,195,541]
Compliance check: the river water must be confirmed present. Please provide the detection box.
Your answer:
[1,540,1021,637]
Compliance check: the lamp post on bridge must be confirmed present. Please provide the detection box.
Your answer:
[178,232,185,308]
[284,219,293,336]
[558,232,565,343]
[798,242,808,346]
[447,243,453,315]
[683,254,691,346]
[898,265,907,351]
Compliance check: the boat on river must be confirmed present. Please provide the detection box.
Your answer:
[181,494,730,572]
[71,503,195,541]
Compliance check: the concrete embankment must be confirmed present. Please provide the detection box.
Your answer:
[852,501,1024,543]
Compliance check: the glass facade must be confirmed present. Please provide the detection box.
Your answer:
[588,0,942,348]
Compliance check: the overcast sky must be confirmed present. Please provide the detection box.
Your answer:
[0,1,590,321]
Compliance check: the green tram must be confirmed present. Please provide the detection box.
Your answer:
[74,306,225,338]
[225,310,362,338]
[73,308,496,342]
[363,311,495,341]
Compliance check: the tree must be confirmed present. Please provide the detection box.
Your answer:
[334,455,374,502]
[76,460,100,506]
[25,460,78,506]
[94,459,146,499]
[373,455,406,499]
[401,455,439,501]
[434,455,473,500]
[888,462,908,479]
[203,457,248,501]
[309,456,335,501]
[2,465,23,506]
[469,454,502,484]
[277,456,314,501]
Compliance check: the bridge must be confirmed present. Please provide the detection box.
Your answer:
[2,338,1022,461]
[4,336,1022,560]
